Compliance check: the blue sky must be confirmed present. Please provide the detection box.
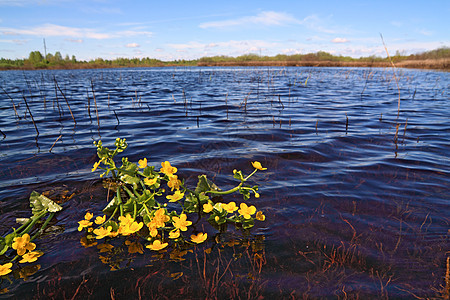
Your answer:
[0,0,448,61]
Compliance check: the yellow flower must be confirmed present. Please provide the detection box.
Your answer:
[19,251,43,263]
[84,212,94,220]
[78,219,93,231]
[238,203,256,219]
[119,221,144,236]
[0,263,13,276]
[191,232,208,244]
[152,208,170,228]
[256,211,266,221]
[169,230,180,239]
[146,240,168,251]
[160,161,177,176]
[144,177,158,186]
[12,233,36,256]
[95,215,106,225]
[138,158,148,169]
[92,161,101,172]
[93,226,113,239]
[203,203,213,213]
[118,214,134,227]
[147,222,158,237]
[97,243,114,253]
[172,214,192,231]
[125,240,144,254]
[223,202,238,214]
[251,161,267,171]
[166,190,184,202]
[167,175,181,191]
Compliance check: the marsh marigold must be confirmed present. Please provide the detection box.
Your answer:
[12,233,36,256]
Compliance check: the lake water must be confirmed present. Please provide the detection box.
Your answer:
[0,67,449,299]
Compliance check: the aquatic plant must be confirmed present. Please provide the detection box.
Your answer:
[78,138,266,268]
[0,137,266,284]
[0,190,62,285]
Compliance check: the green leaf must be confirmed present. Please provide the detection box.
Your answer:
[120,174,140,185]
[233,170,244,181]
[242,219,255,229]
[29,191,63,214]
[103,220,119,232]
[195,175,221,194]
[0,237,8,255]
[0,231,18,255]
[103,198,117,214]
[142,166,156,177]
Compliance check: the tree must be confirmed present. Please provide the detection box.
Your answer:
[28,51,44,64]
[54,51,63,62]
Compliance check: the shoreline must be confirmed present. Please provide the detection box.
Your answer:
[1,58,448,71]
[197,58,450,70]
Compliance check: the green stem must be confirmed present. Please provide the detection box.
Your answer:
[205,182,243,195]
[105,205,119,223]
[204,169,258,196]
[31,212,54,241]
[142,203,151,216]
[122,185,135,198]
[116,188,124,216]
[21,211,47,235]
[15,218,33,235]
[244,169,258,181]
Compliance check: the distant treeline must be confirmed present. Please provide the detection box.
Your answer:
[1,47,449,70]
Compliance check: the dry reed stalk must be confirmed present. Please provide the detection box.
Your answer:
[402,118,408,143]
[86,87,92,121]
[278,95,284,109]
[1,86,20,120]
[54,77,76,125]
[380,34,401,118]
[113,110,120,128]
[90,80,100,128]
[53,79,62,118]
[345,113,348,134]
[49,134,62,152]
[22,94,39,136]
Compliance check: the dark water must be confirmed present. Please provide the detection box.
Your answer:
[0,67,448,299]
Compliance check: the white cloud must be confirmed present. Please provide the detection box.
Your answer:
[0,38,28,45]
[0,23,111,39]
[302,14,349,34]
[0,23,152,39]
[166,39,279,59]
[168,40,276,53]
[199,11,301,29]
[418,29,433,36]
[117,30,152,38]
[0,0,58,6]
[65,38,83,43]
[332,37,349,43]
[125,43,140,48]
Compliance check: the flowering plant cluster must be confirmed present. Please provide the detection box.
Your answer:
[0,191,62,278]
[80,138,266,258]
